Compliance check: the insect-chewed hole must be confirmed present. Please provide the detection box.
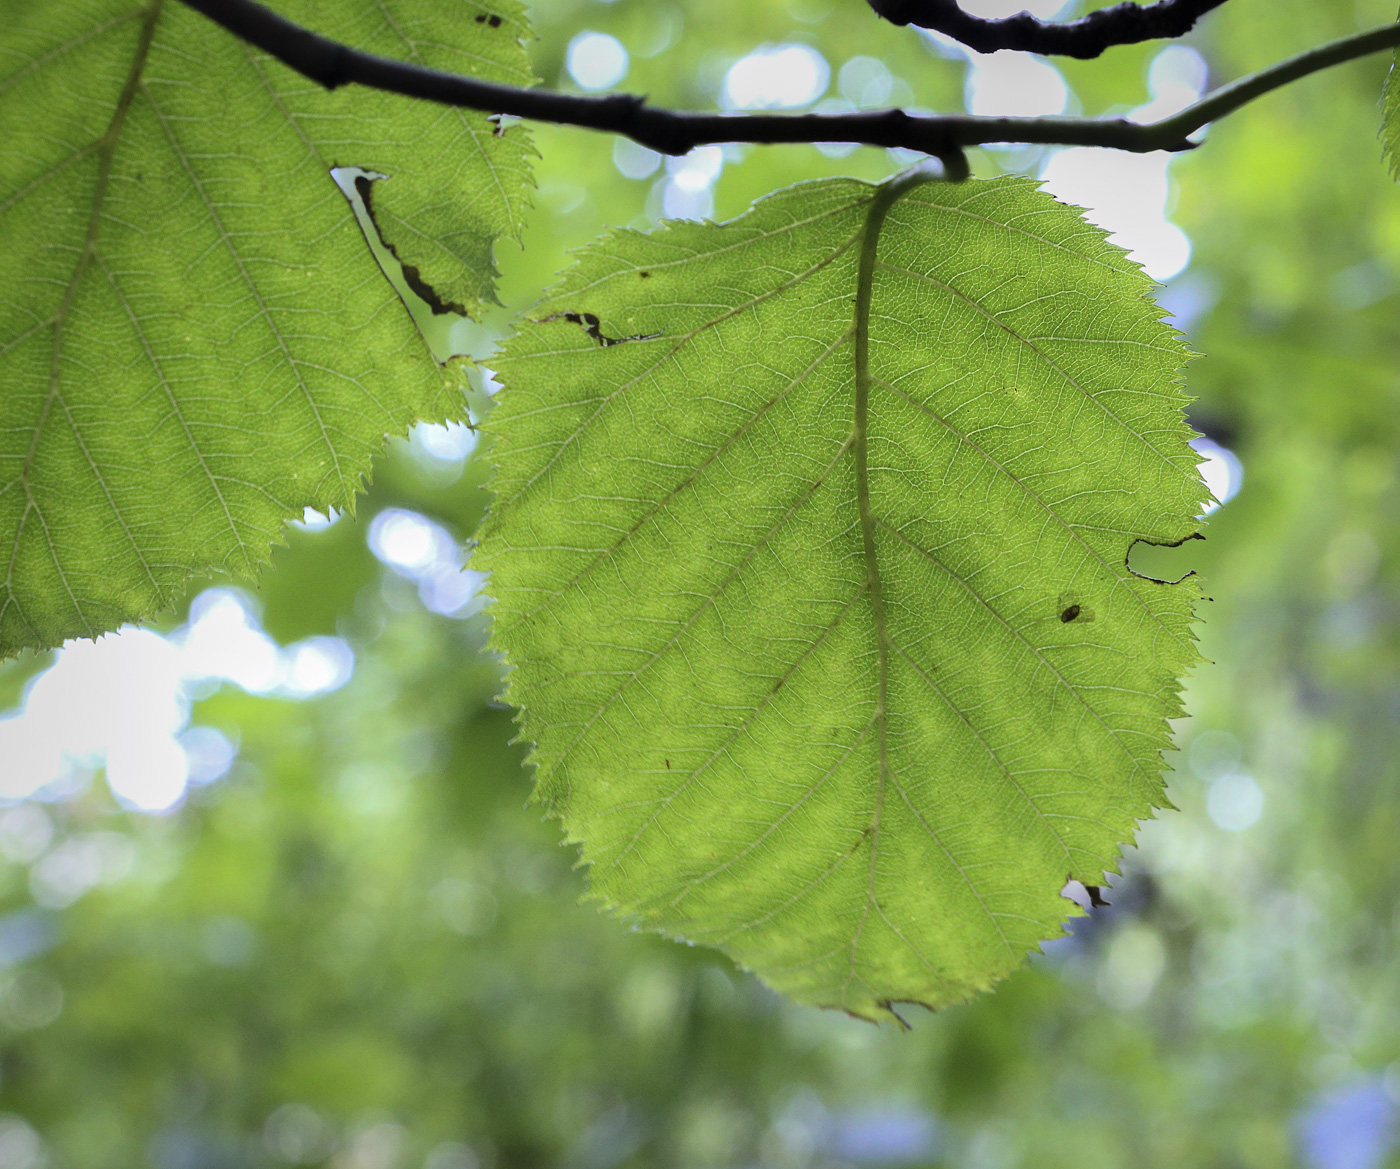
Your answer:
[1126,531,1206,584]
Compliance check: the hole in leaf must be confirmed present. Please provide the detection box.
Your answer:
[330,166,470,363]
[538,310,662,347]
[1126,531,1205,584]
[1061,878,1109,911]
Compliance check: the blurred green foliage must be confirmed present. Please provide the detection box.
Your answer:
[3,0,1400,1166]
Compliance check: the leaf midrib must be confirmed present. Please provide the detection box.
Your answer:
[847,173,912,1003]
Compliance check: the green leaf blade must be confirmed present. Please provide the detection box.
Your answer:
[1385,9,1400,179]
[480,174,1203,1020]
[0,0,535,654]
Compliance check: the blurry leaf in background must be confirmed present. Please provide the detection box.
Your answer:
[0,0,534,657]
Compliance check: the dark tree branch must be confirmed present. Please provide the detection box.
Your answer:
[866,0,1228,59]
[179,0,1400,165]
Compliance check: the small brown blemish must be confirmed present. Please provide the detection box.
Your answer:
[1060,603,1081,623]
[475,12,486,20]
[488,13,502,26]
[665,759,671,769]
[638,270,651,278]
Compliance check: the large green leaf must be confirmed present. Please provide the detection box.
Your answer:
[0,0,534,654]
[478,173,1204,1020]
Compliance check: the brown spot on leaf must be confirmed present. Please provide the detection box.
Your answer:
[1060,603,1081,623]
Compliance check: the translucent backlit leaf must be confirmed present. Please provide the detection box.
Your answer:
[0,0,534,654]
[479,173,1204,1020]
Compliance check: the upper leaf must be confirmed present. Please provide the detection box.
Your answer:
[478,174,1204,1021]
[0,0,534,655]
[1384,45,1400,178]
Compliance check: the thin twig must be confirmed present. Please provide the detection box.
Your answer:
[866,0,1227,59]
[179,0,1400,161]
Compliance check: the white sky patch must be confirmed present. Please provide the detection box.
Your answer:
[293,506,342,532]
[662,183,713,221]
[0,589,354,811]
[369,509,442,576]
[660,145,726,221]
[566,32,629,91]
[965,52,1067,118]
[1040,149,1189,280]
[721,44,830,111]
[182,590,283,695]
[667,145,724,193]
[959,0,1068,18]
[1133,45,1209,125]
[107,734,188,813]
[1192,437,1243,514]
[613,137,661,180]
[368,509,485,618]
[180,725,237,786]
[1038,47,1206,282]
[280,638,357,700]
[410,421,477,465]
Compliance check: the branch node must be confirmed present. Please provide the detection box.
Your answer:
[623,99,696,156]
[320,39,352,89]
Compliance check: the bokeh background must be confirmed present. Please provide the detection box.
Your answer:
[2,0,1399,1165]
